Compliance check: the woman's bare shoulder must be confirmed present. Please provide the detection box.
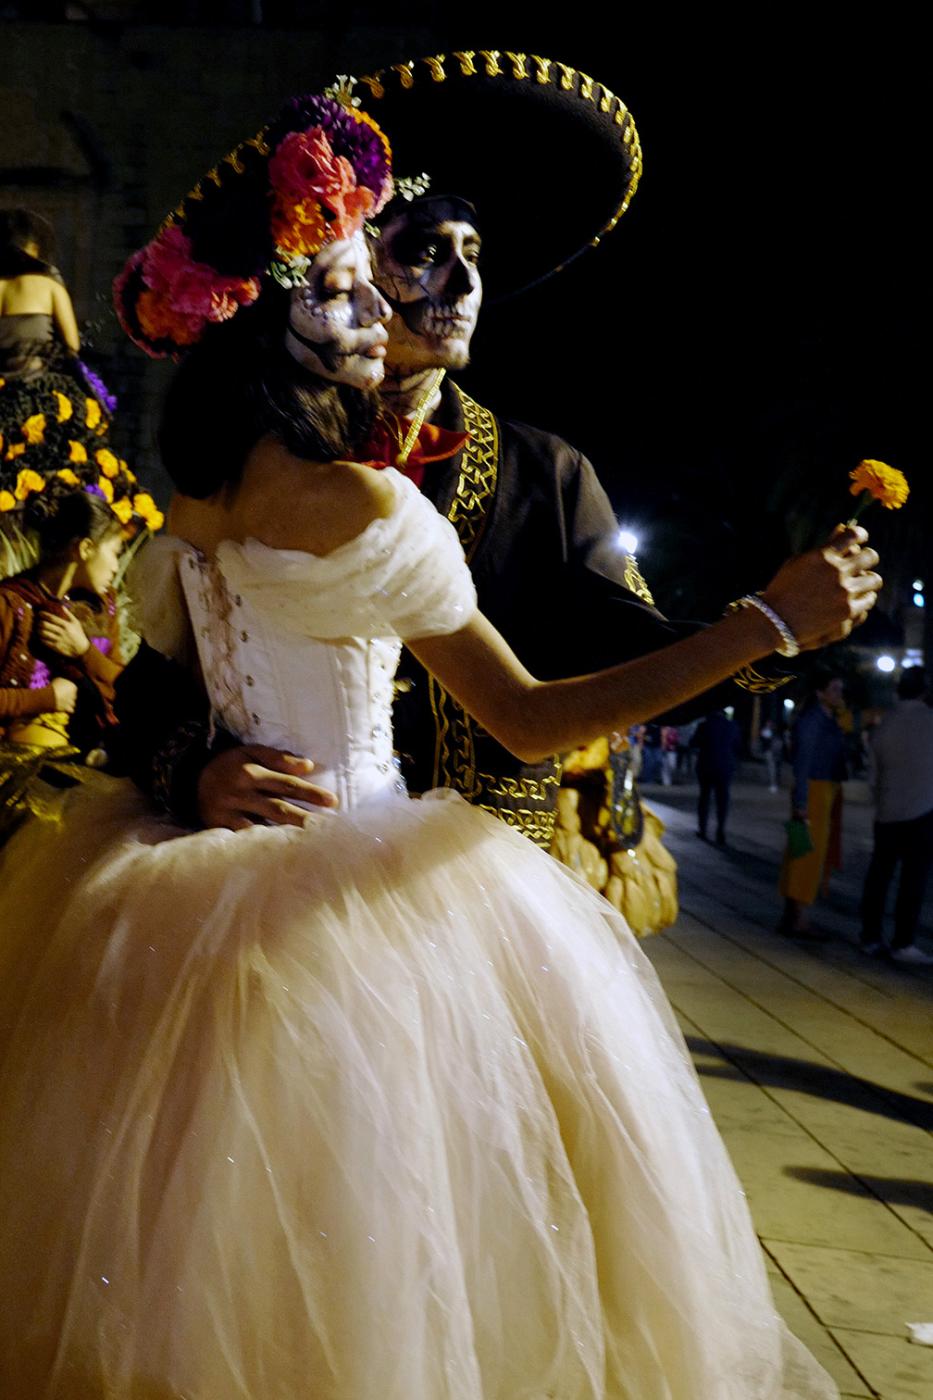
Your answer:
[235,442,396,555]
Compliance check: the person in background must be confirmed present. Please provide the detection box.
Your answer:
[0,486,125,756]
[759,718,781,792]
[779,671,848,937]
[660,724,679,786]
[859,667,933,964]
[693,706,741,846]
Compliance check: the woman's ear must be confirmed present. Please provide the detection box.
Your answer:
[77,536,95,562]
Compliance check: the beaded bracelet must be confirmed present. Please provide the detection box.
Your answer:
[726,593,800,659]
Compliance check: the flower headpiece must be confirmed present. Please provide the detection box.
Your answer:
[114,94,393,358]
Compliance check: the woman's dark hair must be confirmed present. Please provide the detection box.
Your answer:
[23,487,119,561]
[0,207,56,278]
[158,284,379,498]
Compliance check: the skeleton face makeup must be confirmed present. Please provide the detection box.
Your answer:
[370,209,482,373]
[285,233,391,390]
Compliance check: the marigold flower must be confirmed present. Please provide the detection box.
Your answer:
[133,491,164,531]
[54,391,73,423]
[22,413,46,445]
[68,440,89,465]
[15,469,46,500]
[56,469,81,486]
[120,460,137,483]
[6,442,26,461]
[111,497,134,525]
[849,459,909,510]
[86,398,102,430]
[97,475,114,503]
[0,490,16,512]
[96,448,120,478]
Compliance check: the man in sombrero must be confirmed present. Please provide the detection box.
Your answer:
[116,53,779,839]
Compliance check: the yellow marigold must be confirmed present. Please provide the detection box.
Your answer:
[111,497,134,526]
[86,398,102,430]
[54,391,73,423]
[0,490,16,512]
[22,413,46,445]
[68,440,89,465]
[120,460,136,483]
[96,448,120,478]
[0,431,3,454]
[849,459,909,510]
[97,475,114,503]
[56,468,81,486]
[133,491,164,532]
[15,468,46,500]
[6,442,26,461]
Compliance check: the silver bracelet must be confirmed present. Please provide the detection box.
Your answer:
[729,593,800,658]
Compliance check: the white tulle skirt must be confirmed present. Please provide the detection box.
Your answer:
[0,780,837,1399]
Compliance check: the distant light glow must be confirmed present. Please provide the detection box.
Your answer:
[914,579,925,591]
[617,528,640,554]
[914,593,925,609]
[724,706,735,720]
[877,655,897,673]
[783,698,795,711]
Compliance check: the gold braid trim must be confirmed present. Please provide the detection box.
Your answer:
[622,553,655,606]
[422,389,563,846]
[350,52,642,250]
[732,664,795,694]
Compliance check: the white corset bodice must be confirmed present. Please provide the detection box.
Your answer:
[131,469,477,810]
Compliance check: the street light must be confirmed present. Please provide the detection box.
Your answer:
[876,655,897,673]
[617,528,639,555]
[914,593,925,609]
[783,698,795,712]
[914,579,925,591]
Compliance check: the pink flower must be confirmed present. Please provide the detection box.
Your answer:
[270,127,375,242]
[143,226,261,328]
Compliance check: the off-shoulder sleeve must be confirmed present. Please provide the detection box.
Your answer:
[216,470,477,642]
[124,534,198,667]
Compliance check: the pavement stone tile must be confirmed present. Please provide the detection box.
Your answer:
[765,1265,873,1394]
[764,1242,933,1333]
[723,1131,930,1258]
[830,1328,933,1400]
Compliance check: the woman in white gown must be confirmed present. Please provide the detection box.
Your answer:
[0,92,879,1400]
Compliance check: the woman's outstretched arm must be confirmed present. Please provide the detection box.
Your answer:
[408,531,880,764]
[50,280,80,353]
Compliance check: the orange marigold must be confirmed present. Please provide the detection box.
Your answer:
[22,413,46,445]
[54,391,73,423]
[15,468,46,500]
[97,475,114,503]
[56,468,81,486]
[68,440,89,465]
[6,442,26,461]
[96,448,120,478]
[133,491,164,532]
[111,497,134,525]
[120,460,136,483]
[136,289,202,347]
[849,459,909,510]
[85,398,102,430]
[271,198,328,259]
[0,490,16,512]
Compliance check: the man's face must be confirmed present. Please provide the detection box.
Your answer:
[370,211,482,373]
[285,233,391,390]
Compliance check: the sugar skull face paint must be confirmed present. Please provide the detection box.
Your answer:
[370,204,483,373]
[285,233,391,390]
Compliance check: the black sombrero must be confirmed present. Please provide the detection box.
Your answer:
[339,50,642,302]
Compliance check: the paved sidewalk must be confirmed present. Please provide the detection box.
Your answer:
[639,772,933,1400]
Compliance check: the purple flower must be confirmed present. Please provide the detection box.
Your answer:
[77,359,118,414]
[29,659,51,691]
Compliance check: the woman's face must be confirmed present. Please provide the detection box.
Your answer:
[74,529,124,597]
[285,233,391,390]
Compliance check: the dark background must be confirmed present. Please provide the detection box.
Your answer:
[2,3,927,648]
